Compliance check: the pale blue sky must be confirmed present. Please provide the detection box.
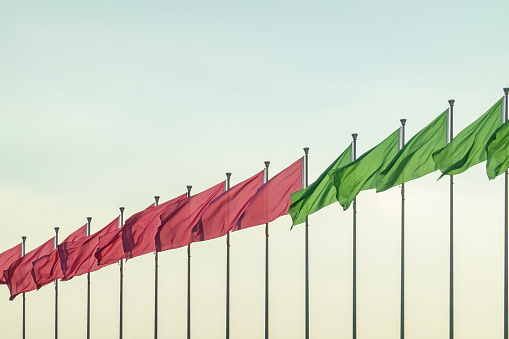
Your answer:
[1,1,509,338]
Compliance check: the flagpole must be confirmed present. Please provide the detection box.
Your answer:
[264,161,270,339]
[22,235,26,339]
[54,227,59,339]
[303,147,310,339]
[225,172,232,339]
[448,99,455,339]
[503,87,509,339]
[86,217,92,339]
[154,195,160,339]
[399,119,407,339]
[119,206,125,339]
[186,185,192,339]
[351,134,357,339]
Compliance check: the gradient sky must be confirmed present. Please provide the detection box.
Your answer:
[1,1,509,338]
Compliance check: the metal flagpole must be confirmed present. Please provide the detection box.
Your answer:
[22,235,27,339]
[54,227,59,339]
[303,147,310,339]
[399,119,407,339]
[186,185,192,339]
[448,99,455,339]
[87,217,92,339]
[225,172,232,339]
[503,87,509,339]
[263,161,270,339]
[119,207,125,339]
[351,134,357,339]
[154,196,160,339]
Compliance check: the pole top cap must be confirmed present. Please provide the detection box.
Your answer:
[54,227,59,232]
[226,172,232,179]
[504,88,509,95]
[400,119,407,125]
[87,217,92,222]
[154,196,160,202]
[186,185,192,192]
[264,161,270,168]
[22,236,27,241]
[448,99,455,106]
[303,147,309,154]
[352,133,358,140]
[119,207,125,212]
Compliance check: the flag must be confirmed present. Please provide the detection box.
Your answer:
[433,98,503,177]
[235,159,303,230]
[156,182,224,252]
[486,119,509,180]
[329,129,400,210]
[4,238,54,300]
[192,171,264,242]
[289,145,351,226]
[0,244,21,284]
[95,227,125,266]
[60,217,119,280]
[32,225,86,289]
[376,111,448,192]
[122,194,187,259]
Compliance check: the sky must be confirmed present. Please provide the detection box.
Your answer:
[1,0,509,338]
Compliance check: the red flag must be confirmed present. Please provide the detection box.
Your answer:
[122,193,187,259]
[60,217,119,280]
[156,182,224,252]
[95,224,129,266]
[0,243,21,284]
[4,238,54,300]
[192,171,264,242]
[235,159,302,230]
[32,225,86,290]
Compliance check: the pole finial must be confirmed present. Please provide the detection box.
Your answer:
[352,133,358,141]
[448,99,455,107]
[226,172,232,179]
[154,196,160,205]
[400,119,407,126]
[22,236,27,242]
[186,185,192,193]
[303,147,309,155]
[54,227,59,233]
[264,161,270,168]
[119,207,125,213]
[504,88,509,95]
[87,217,92,223]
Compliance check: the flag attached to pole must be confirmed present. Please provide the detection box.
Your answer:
[376,110,448,192]
[329,129,400,210]
[0,244,21,284]
[486,120,509,180]
[236,158,302,230]
[433,98,503,177]
[289,145,351,226]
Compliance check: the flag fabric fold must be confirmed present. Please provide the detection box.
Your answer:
[60,217,119,280]
[4,238,54,300]
[0,244,21,284]
[376,111,448,192]
[433,98,503,177]
[156,182,224,252]
[289,145,351,226]
[486,119,509,180]
[235,159,303,230]
[192,171,264,242]
[31,225,86,289]
[329,129,400,210]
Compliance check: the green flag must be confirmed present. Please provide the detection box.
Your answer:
[486,119,509,180]
[433,98,503,177]
[329,129,399,210]
[376,111,448,192]
[289,145,351,226]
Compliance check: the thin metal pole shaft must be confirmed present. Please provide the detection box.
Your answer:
[351,134,357,339]
[119,207,125,339]
[54,227,59,339]
[225,172,232,339]
[303,148,310,339]
[263,161,270,339]
[87,217,92,339]
[448,99,455,339]
[186,185,192,339]
[154,196,160,339]
[400,119,407,339]
[503,87,509,339]
[22,236,26,339]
